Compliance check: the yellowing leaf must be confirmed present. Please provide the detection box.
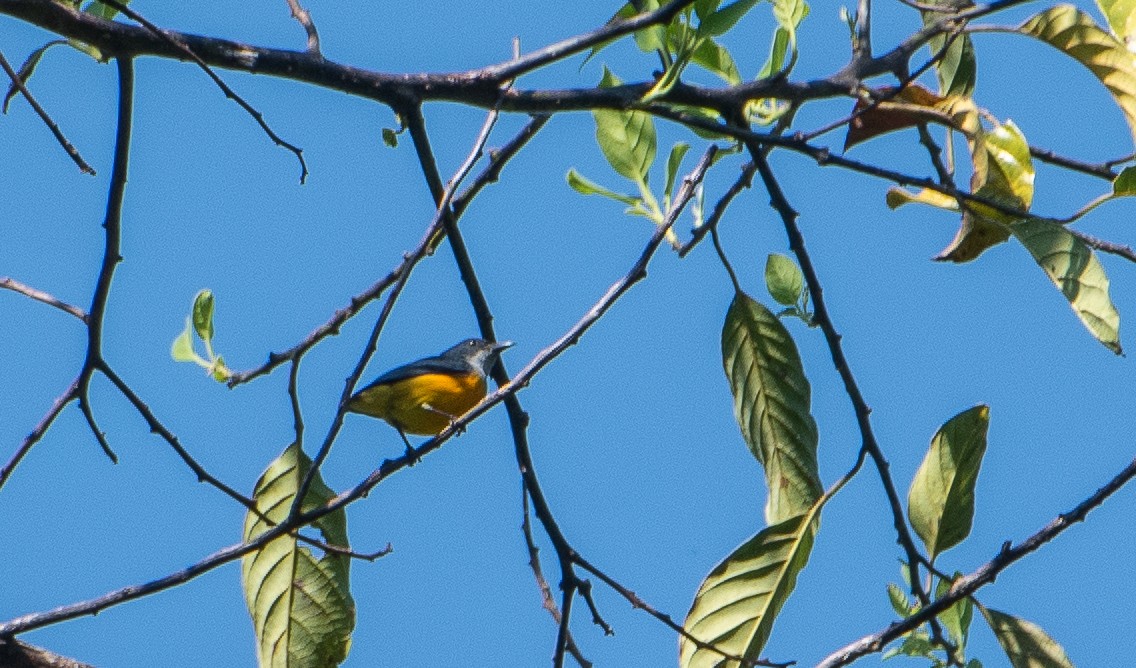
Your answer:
[1010,218,1123,353]
[242,443,356,668]
[680,507,819,668]
[937,120,1034,262]
[1019,5,1136,148]
[886,187,960,211]
[722,292,823,524]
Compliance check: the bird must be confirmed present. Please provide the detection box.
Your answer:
[346,338,513,458]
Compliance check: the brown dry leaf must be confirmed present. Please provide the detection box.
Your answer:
[844,84,946,150]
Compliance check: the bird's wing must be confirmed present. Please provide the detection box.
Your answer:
[360,356,474,389]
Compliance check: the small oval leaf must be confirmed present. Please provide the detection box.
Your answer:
[907,405,989,561]
[192,289,215,345]
[764,253,804,306]
[171,319,196,362]
[722,292,823,524]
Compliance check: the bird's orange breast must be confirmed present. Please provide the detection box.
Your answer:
[347,371,487,435]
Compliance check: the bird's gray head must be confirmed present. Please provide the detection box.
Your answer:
[442,338,513,375]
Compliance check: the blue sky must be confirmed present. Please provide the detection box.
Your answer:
[3,1,1135,666]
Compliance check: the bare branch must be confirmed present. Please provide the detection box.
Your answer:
[0,48,94,174]
[0,378,78,491]
[283,0,321,55]
[0,277,88,322]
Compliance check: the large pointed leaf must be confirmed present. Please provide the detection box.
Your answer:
[908,405,989,561]
[935,573,974,651]
[1019,5,1136,149]
[722,292,823,525]
[979,605,1076,668]
[242,443,355,668]
[1010,218,1122,353]
[679,507,820,668]
[593,67,657,182]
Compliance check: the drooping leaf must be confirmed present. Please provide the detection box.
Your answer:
[192,289,216,346]
[593,67,657,182]
[936,573,973,651]
[908,405,989,561]
[882,632,937,661]
[1010,217,1122,353]
[1019,5,1136,149]
[722,292,823,524]
[764,254,804,306]
[171,319,197,363]
[679,507,820,668]
[566,168,641,207]
[979,605,1076,668]
[664,142,691,201]
[920,0,978,97]
[3,40,66,114]
[701,0,761,36]
[242,443,355,668]
[844,84,946,150]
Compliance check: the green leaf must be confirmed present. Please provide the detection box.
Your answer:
[887,582,913,617]
[1010,217,1122,354]
[979,605,1075,668]
[690,37,742,84]
[3,40,66,114]
[936,574,973,651]
[1095,0,1136,44]
[171,319,197,363]
[907,405,989,561]
[920,0,977,97]
[381,128,398,148]
[192,289,215,346]
[211,356,231,383]
[764,254,804,306]
[701,0,761,36]
[83,0,126,20]
[722,292,823,524]
[679,507,820,668]
[695,0,723,20]
[883,632,936,661]
[593,67,657,182]
[566,168,641,207]
[1113,165,1136,195]
[242,443,356,668]
[664,143,691,201]
[1019,5,1136,149]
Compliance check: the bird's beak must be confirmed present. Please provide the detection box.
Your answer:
[492,340,514,353]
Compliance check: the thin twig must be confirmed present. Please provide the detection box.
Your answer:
[1029,145,1119,181]
[0,277,88,322]
[283,0,321,55]
[1072,229,1136,264]
[678,161,756,258]
[0,47,94,174]
[95,0,308,183]
[0,378,78,491]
